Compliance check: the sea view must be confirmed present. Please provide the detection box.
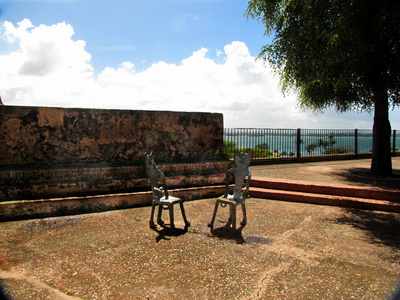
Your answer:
[224,129,400,157]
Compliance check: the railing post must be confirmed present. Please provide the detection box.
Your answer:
[296,128,301,162]
[354,129,358,158]
[393,130,396,155]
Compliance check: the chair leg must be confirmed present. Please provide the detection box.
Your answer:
[168,204,175,230]
[208,200,220,228]
[157,204,164,226]
[240,202,247,226]
[149,202,157,229]
[179,202,190,227]
[230,203,237,231]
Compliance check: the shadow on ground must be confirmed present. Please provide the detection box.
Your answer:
[209,223,246,244]
[335,208,400,250]
[151,225,189,243]
[333,167,400,190]
[0,288,10,300]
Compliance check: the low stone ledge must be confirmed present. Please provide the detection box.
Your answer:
[0,161,232,201]
[0,185,226,221]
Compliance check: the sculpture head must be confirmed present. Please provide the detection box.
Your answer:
[145,151,155,171]
[234,152,252,169]
[145,152,161,183]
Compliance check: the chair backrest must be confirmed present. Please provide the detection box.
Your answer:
[224,152,252,202]
[145,153,169,199]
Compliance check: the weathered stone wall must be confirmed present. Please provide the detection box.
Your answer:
[0,106,227,202]
[0,106,223,166]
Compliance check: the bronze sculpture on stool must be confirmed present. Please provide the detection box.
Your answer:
[145,152,190,230]
[208,152,252,232]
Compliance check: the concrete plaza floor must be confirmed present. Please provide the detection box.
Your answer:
[1,157,400,299]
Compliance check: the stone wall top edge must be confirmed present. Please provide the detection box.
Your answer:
[0,105,223,117]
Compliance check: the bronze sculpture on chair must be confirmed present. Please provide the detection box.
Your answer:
[208,152,252,231]
[145,153,190,230]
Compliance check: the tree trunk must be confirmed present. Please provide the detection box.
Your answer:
[371,91,392,176]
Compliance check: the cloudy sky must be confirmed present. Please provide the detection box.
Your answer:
[0,0,399,129]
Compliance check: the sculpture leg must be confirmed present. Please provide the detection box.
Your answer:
[157,204,164,226]
[230,203,237,231]
[168,204,175,230]
[208,200,220,228]
[240,202,247,226]
[179,202,190,227]
[149,201,157,229]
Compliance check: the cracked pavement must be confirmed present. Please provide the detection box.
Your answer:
[1,197,400,299]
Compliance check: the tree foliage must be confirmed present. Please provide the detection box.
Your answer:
[246,0,400,175]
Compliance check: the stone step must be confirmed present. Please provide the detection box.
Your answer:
[251,176,400,202]
[249,177,400,213]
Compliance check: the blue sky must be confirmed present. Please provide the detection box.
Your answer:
[0,0,399,129]
[1,0,268,72]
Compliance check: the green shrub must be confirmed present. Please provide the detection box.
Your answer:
[305,142,318,153]
[222,141,285,159]
[220,141,237,159]
[255,143,269,150]
[323,146,352,154]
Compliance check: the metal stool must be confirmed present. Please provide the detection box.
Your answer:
[145,153,190,230]
[149,195,189,230]
[208,152,251,231]
[208,195,247,231]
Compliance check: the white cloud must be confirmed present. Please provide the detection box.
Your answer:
[0,19,396,129]
[185,13,201,21]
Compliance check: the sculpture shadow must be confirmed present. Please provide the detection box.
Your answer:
[151,224,189,243]
[209,222,246,244]
[332,167,400,190]
[335,208,400,250]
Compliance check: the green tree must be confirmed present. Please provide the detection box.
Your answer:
[246,0,400,176]
[305,142,317,154]
[221,141,237,159]
[255,143,270,150]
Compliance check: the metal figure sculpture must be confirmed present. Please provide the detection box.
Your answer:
[208,152,252,231]
[145,152,190,230]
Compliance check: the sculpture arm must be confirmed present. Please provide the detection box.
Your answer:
[224,168,233,198]
[242,173,251,199]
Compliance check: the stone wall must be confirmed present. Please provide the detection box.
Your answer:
[0,106,223,166]
[0,106,227,202]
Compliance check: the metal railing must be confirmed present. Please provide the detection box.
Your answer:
[223,128,399,163]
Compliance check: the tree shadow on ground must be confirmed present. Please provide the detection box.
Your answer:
[151,225,189,243]
[335,208,400,250]
[332,167,400,190]
[209,222,246,244]
[0,287,11,300]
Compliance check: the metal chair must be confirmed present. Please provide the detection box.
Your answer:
[208,153,252,231]
[145,153,190,230]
